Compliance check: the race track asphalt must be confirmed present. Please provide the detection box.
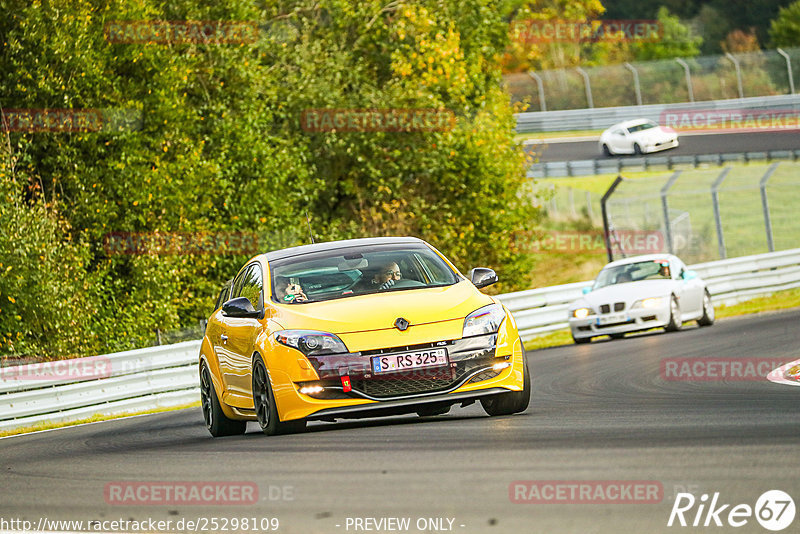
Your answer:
[1,309,798,534]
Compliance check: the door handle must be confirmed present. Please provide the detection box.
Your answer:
[221,334,228,344]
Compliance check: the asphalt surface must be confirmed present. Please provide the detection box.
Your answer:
[531,130,800,163]
[1,310,799,534]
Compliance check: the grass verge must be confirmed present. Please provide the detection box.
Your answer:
[0,401,201,438]
[523,288,800,352]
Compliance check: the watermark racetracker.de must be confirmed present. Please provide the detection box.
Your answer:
[660,109,800,133]
[512,19,663,43]
[300,108,456,133]
[103,481,296,505]
[0,108,142,133]
[512,230,664,255]
[104,20,259,44]
[510,480,663,504]
[660,357,789,381]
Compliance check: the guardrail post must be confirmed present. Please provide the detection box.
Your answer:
[575,67,594,108]
[675,58,694,103]
[777,48,795,95]
[528,71,547,112]
[601,176,624,262]
[661,171,682,254]
[711,167,731,259]
[725,53,745,99]
[624,63,643,106]
[759,162,780,253]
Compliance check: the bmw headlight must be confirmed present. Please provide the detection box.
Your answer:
[275,330,349,356]
[463,304,506,338]
[572,307,591,319]
[633,297,664,309]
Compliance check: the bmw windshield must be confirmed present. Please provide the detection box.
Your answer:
[594,259,672,289]
[269,244,459,304]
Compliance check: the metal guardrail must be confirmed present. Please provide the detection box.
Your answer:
[528,150,800,178]
[0,341,200,432]
[1,248,798,432]
[497,248,800,339]
[515,94,800,133]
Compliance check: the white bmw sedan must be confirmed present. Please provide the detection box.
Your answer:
[568,254,714,344]
[598,119,678,156]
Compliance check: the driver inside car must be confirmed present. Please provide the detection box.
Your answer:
[374,262,402,290]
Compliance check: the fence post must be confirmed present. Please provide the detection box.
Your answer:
[711,167,731,260]
[624,63,643,106]
[776,48,795,95]
[575,67,594,108]
[675,58,694,103]
[759,162,780,253]
[528,71,547,112]
[661,171,682,254]
[568,187,576,217]
[725,53,744,99]
[601,176,624,262]
[154,328,162,346]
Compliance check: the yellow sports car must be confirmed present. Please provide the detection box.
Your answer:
[199,237,529,437]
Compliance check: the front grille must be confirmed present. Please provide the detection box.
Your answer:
[352,359,495,399]
[600,302,625,314]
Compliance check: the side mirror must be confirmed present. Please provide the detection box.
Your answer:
[469,268,498,289]
[582,286,592,295]
[682,270,698,281]
[222,297,261,319]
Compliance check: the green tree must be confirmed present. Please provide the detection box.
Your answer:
[630,6,703,61]
[770,0,800,47]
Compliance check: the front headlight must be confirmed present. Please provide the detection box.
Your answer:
[463,304,506,338]
[572,307,591,319]
[633,297,665,309]
[275,330,349,357]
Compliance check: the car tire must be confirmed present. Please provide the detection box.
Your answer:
[252,354,306,436]
[481,353,531,416]
[633,143,642,155]
[602,144,612,157]
[572,335,591,344]
[200,363,247,438]
[665,295,682,332]
[416,404,451,417]
[697,290,715,326]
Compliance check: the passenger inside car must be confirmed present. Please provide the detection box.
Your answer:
[274,276,308,303]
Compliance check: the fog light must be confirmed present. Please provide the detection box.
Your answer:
[299,385,324,395]
[492,362,510,371]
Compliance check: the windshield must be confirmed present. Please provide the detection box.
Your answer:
[627,121,657,134]
[594,259,672,289]
[269,243,459,304]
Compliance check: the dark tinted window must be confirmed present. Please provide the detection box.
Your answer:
[214,279,232,310]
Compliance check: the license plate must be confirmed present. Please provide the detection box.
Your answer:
[597,313,627,325]
[371,348,449,374]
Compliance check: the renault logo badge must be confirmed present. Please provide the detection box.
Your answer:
[394,317,410,331]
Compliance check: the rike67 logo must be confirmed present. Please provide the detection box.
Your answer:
[668,490,796,531]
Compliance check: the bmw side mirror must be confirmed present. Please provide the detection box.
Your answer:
[582,286,592,294]
[469,268,498,289]
[222,297,261,319]
[682,270,698,281]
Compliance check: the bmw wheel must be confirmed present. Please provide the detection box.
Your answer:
[697,290,715,326]
[665,295,682,332]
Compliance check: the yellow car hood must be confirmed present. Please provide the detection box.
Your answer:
[273,280,493,335]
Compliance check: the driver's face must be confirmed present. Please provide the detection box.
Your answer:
[376,263,401,283]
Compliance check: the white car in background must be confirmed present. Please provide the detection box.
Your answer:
[599,119,678,156]
[568,254,714,344]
